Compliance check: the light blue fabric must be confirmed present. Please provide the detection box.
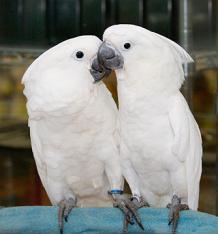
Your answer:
[0,207,218,234]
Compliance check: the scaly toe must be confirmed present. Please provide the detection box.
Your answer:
[58,197,77,234]
[167,195,189,234]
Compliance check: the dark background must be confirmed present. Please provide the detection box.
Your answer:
[0,0,216,49]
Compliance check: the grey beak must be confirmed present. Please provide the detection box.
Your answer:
[98,41,124,70]
[90,56,112,83]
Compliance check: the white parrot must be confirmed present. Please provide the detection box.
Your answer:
[94,24,202,233]
[22,36,128,233]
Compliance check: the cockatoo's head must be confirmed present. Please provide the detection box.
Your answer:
[96,24,193,92]
[22,36,111,117]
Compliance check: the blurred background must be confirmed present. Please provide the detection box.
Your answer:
[0,0,217,215]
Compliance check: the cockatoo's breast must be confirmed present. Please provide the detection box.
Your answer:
[119,90,179,165]
[30,116,111,204]
[29,86,118,207]
[118,90,185,204]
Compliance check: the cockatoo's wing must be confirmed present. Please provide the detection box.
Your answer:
[159,31,201,210]
[29,121,48,190]
[28,119,70,205]
[169,93,202,210]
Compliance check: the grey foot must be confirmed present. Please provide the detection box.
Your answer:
[58,197,77,234]
[167,195,189,234]
[113,195,148,234]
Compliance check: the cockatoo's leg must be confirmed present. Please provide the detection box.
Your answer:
[167,194,189,234]
[122,196,149,234]
[58,197,77,234]
[111,193,149,234]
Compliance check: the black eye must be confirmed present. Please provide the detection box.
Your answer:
[76,51,84,59]
[124,42,131,49]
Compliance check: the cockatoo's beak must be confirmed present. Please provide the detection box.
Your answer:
[90,56,112,83]
[98,41,124,72]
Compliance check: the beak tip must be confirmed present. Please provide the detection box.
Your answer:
[90,61,112,83]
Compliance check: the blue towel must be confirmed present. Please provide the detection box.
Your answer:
[0,207,217,234]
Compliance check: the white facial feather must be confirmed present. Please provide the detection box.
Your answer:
[103,24,193,93]
[22,36,102,118]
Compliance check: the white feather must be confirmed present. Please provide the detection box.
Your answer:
[103,24,202,209]
[169,93,202,210]
[23,36,123,207]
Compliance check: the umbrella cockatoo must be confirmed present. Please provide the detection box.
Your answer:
[94,24,202,233]
[22,36,131,234]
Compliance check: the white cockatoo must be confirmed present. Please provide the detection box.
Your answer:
[22,36,127,233]
[95,24,202,233]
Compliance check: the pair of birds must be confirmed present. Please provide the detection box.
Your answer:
[22,24,202,234]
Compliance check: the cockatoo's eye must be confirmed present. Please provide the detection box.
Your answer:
[75,51,84,59]
[123,42,131,50]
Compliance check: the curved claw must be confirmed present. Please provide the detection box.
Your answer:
[113,198,132,223]
[58,197,77,234]
[123,212,133,234]
[167,195,189,234]
[113,195,148,233]
[125,200,144,230]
